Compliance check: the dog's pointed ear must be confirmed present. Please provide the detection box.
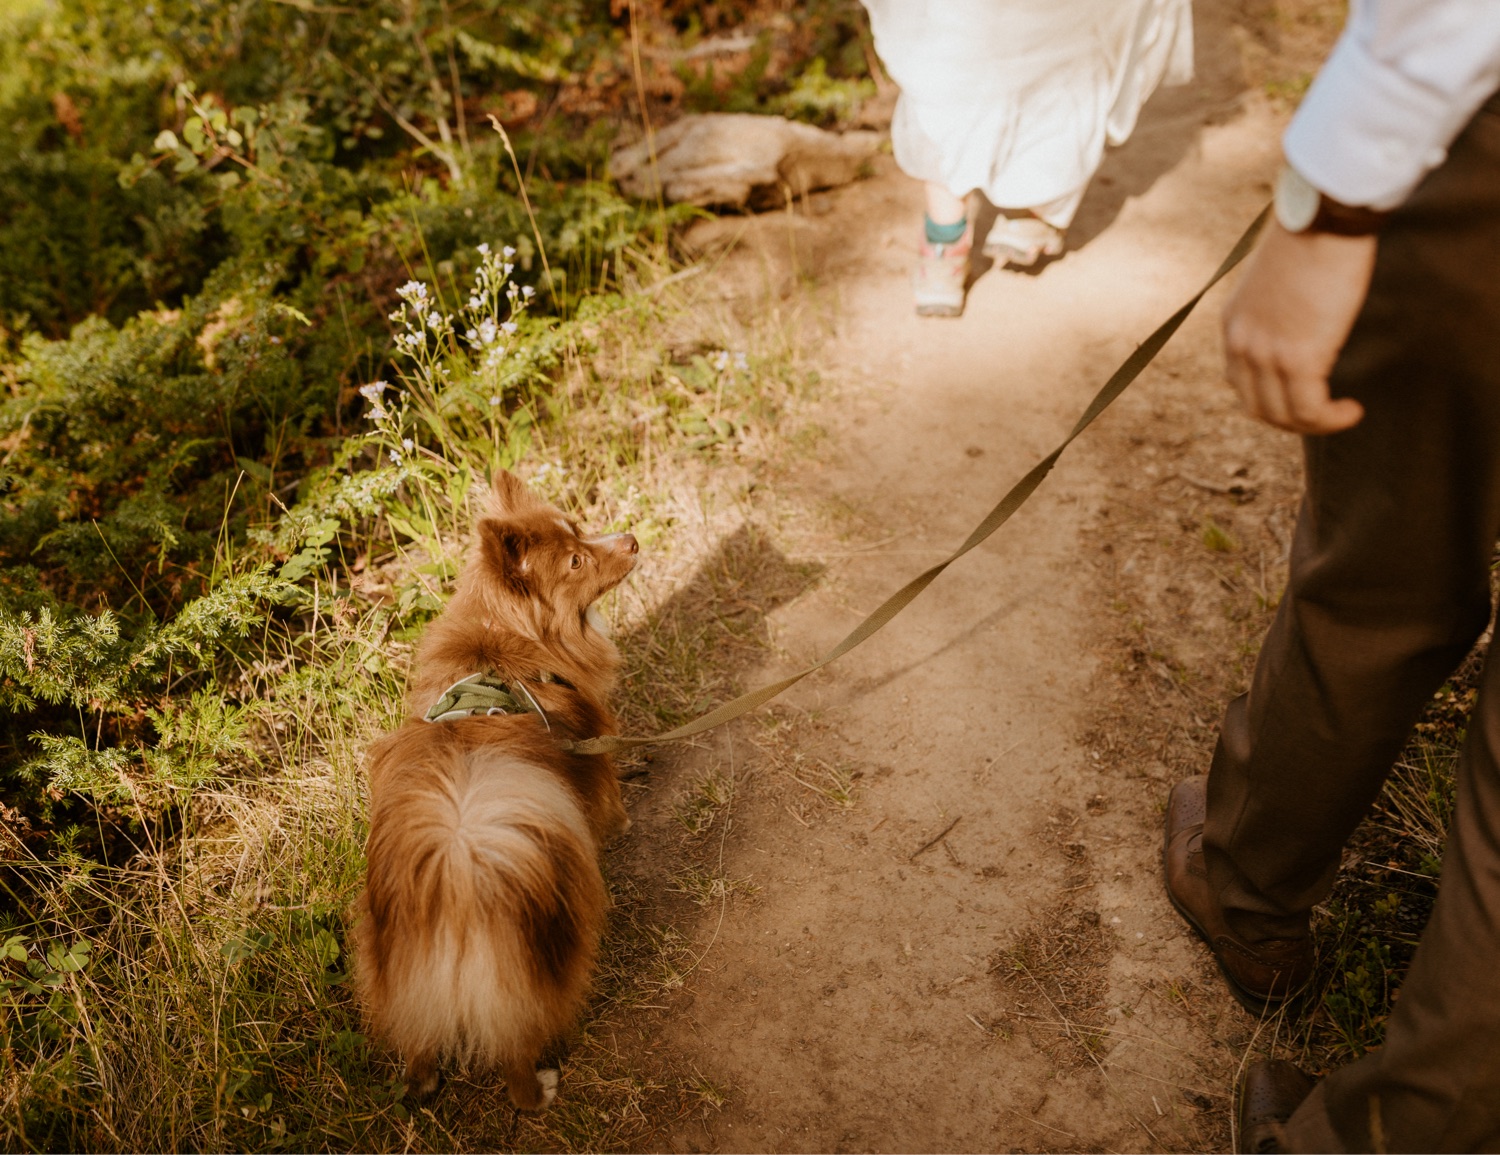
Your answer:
[489,469,535,517]
[478,520,532,588]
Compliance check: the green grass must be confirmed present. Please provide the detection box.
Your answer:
[1200,518,1240,554]
[1,605,397,1150]
[672,771,737,839]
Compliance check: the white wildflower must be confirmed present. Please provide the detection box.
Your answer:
[402,437,414,451]
[522,285,535,299]
[389,449,401,464]
[477,243,490,255]
[489,395,502,407]
[501,320,518,335]
[358,381,389,401]
[503,245,516,258]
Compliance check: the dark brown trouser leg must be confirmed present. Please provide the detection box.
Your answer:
[1202,98,1500,1148]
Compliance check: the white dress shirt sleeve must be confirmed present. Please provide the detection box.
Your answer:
[1283,0,1500,209]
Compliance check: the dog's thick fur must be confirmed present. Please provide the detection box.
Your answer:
[354,471,636,1112]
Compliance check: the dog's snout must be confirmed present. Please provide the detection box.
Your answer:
[590,532,638,556]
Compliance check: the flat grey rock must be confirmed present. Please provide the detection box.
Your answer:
[611,113,881,210]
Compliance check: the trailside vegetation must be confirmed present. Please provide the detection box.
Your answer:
[0,0,866,1146]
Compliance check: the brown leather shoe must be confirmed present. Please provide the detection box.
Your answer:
[1237,1059,1315,1153]
[1163,776,1313,1012]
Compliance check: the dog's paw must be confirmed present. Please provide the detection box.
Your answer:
[405,1057,441,1101]
[603,801,632,841]
[537,1068,559,1109]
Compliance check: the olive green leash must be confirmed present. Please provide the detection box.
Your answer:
[563,208,1270,757]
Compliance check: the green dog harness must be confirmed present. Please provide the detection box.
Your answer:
[423,672,552,728]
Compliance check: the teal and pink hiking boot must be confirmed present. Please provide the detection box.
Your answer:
[913,219,973,318]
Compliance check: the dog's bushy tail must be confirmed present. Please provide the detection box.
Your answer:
[355,748,606,1070]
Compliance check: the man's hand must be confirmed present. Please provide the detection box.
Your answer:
[1222,221,1378,434]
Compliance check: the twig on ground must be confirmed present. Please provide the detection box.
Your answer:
[1006,1109,1077,1140]
[1170,472,1258,499]
[909,815,961,861]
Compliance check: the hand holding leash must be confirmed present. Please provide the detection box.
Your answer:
[1222,222,1375,435]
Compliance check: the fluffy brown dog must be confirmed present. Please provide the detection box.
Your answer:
[354,470,637,1111]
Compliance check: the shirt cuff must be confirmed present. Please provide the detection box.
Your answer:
[1284,31,1460,210]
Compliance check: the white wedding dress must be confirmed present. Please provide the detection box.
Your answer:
[862,0,1194,226]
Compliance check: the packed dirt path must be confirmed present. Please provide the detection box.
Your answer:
[618,6,1332,1152]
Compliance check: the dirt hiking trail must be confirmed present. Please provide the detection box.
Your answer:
[610,5,1331,1151]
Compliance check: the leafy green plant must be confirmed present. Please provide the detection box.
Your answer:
[776,56,875,125]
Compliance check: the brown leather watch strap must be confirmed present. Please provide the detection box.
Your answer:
[1310,195,1393,236]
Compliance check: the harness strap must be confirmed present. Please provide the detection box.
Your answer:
[423,672,552,729]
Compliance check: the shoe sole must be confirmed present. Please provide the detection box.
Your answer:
[914,302,964,317]
[983,243,1056,268]
[1160,823,1305,1017]
[983,235,1064,267]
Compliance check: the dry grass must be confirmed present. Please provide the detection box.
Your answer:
[991,904,1114,1067]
